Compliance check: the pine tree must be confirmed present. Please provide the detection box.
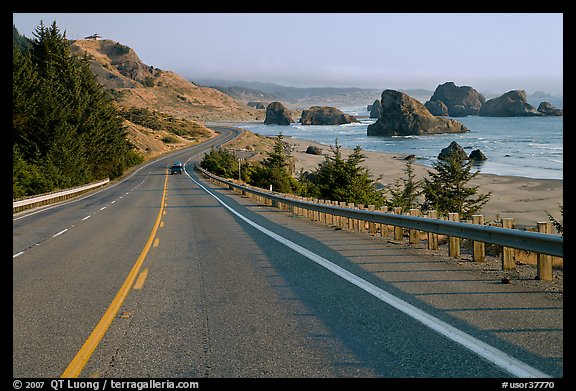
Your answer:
[13,25,32,52]
[546,204,563,236]
[310,139,384,207]
[422,149,491,219]
[200,147,238,178]
[252,133,296,193]
[13,20,139,197]
[312,139,347,198]
[13,45,40,159]
[385,157,423,213]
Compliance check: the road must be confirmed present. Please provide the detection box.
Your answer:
[12,126,563,379]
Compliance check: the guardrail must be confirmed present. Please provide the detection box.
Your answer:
[197,166,562,281]
[13,178,110,213]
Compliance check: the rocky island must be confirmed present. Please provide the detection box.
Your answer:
[479,90,543,117]
[299,106,359,125]
[424,81,485,117]
[264,101,294,125]
[367,89,469,136]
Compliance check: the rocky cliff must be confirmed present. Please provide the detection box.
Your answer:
[68,38,263,159]
[69,39,261,122]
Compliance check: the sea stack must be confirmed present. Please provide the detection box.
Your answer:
[367,89,470,136]
[425,81,485,117]
[479,90,542,117]
[299,106,359,125]
[264,101,293,125]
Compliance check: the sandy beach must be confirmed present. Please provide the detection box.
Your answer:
[290,138,563,229]
[223,128,563,230]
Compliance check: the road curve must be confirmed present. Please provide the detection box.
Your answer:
[13,126,563,380]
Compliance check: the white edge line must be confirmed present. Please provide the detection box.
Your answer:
[185,167,551,379]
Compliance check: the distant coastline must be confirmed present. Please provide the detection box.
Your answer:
[196,78,563,111]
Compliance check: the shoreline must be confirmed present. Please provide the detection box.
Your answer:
[216,122,563,230]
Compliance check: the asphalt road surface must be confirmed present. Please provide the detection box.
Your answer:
[13,127,563,380]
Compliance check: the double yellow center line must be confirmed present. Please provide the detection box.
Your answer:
[61,171,168,378]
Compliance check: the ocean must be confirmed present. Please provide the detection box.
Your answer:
[231,105,563,180]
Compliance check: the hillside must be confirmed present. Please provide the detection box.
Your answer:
[197,79,384,109]
[68,39,263,159]
[196,79,437,109]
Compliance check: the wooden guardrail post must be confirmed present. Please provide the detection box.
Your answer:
[379,206,389,239]
[291,196,298,216]
[340,201,348,229]
[331,201,339,227]
[347,203,355,230]
[368,205,376,235]
[288,195,295,214]
[448,213,460,258]
[501,218,516,270]
[427,210,438,250]
[393,207,403,241]
[536,221,553,281]
[312,198,319,221]
[357,204,365,232]
[472,215,485,262]
[409,209,420,244]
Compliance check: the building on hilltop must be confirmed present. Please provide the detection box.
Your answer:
[84,33,101,40]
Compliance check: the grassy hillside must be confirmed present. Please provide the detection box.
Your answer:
[68,39,263,158]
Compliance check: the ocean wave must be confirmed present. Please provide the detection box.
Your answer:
[391,135,420,139]
[528,143,563,150]
[339,122,366,127]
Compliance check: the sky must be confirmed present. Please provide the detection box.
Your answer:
[12,13,564,96]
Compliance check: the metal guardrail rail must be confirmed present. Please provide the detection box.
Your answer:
[198,167,563,258]
[13,178,110,213]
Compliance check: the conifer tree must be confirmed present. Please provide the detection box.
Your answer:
[200,147,239,178]
[421,149,491,219]
[385,157,423,213]
[252,133,296,193]
[310,139,384,207]
[13,20,138,197]
[13,45,40,158]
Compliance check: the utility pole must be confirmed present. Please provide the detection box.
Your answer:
[238,158,242,181]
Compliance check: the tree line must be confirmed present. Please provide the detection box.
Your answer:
[13,21,143,199]
[201,133,492,220]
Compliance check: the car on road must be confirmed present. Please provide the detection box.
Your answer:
[170,161,184,175]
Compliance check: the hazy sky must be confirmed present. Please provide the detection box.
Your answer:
[12,13,564,95]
